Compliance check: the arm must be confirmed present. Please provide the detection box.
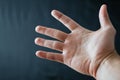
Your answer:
[96,51,120,80]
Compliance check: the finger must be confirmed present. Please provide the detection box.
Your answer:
[35,26,68,41]
[35,38,64,52]
[51,10,83,31]
[99,4,113,29]
[36,51,63,63]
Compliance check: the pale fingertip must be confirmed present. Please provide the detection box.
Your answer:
[35,51,46,58]
[99,4,108,18]
[35,51,39,56]
[102,4,107,8]
[51,10,61,19]
[34,37,40,44]
[99,4,112,29]
[35,25,40,32]
[51,10,57,16]
[35,51,41,57]
[104,4,107,13]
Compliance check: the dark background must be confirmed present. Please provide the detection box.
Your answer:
[0,0,120,80]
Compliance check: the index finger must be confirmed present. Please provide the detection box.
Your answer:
[51,10,83,31]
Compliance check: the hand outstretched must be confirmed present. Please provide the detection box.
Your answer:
[35,5,116,78]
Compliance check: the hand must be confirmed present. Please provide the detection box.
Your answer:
[35,4,116,78]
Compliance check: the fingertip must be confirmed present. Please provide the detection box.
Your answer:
[103,4,107,13]
[35,51,46,58]
[51,10,62,19]
[51,10,57,16]
[99,4,108,18]
[102,4,107,8]
[99,4,112,28]
[35,25,40,32]
[35,51,40,56]
[34,37,40,44]
[51,10,55,15]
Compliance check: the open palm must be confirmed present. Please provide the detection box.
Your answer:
[35,5,116,77]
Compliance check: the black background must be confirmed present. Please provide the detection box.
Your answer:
[0,0,120,80]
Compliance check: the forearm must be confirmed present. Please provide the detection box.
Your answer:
[96,51,120,80]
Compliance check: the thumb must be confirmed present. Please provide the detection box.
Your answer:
[99,4,113,29]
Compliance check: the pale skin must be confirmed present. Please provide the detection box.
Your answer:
[35,4,120,80]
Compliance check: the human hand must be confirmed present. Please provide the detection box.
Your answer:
[35,4,116,78]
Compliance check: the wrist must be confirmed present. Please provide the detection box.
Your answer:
[96,50,120,80]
